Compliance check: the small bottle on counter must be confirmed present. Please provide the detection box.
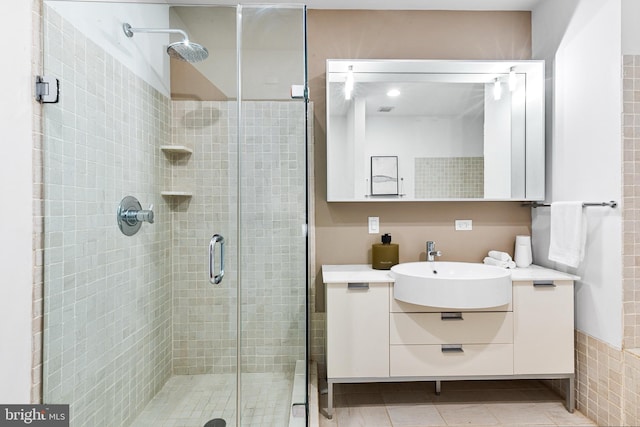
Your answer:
[372,233,399,270]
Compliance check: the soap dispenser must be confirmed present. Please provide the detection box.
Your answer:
[372,233,399,270]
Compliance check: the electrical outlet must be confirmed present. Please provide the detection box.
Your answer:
[455,219,473,231]
[368,217,380,234]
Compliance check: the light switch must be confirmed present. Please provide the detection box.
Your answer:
[368,217,380,234]
[455,219,473,231]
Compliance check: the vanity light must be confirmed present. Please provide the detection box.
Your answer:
[493,78,502,101]
[509,67,517,92]
[345,65,354,100]
[387,89,401,97]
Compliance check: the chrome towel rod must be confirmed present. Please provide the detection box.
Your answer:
[522,200,617,208]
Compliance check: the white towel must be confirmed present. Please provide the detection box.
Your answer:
[548,201,586,268]
[488,250,512,262]
[483,257,516,269]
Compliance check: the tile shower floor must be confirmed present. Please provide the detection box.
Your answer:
[130,373,292,427]
[319,380,596,427]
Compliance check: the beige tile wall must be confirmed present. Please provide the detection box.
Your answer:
[575,332,624,426]
[572,333,640,427]
[624,349,640,425]
[623,55,640,349]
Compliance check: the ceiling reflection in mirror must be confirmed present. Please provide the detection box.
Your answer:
[326,60,544,202]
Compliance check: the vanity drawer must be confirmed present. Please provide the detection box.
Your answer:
[390,312,513,345]
[390,344,514,377]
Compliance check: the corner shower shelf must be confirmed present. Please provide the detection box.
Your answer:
[161,191,193,198]
[160,145,193,155]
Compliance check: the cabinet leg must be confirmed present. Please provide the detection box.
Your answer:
[435,380,441,396]
[566,376,575,413]
[327,381,334,419]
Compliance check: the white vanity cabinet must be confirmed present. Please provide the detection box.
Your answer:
[513,280,575,374]
[322,264,579,419]
[325,281,390,378]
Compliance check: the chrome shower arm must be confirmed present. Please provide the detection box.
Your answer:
[123,23,189,42]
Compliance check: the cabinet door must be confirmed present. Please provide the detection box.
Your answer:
[513,280,574,374]
[326,282,390,378]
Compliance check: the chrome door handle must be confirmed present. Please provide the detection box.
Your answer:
[209,234,225,285]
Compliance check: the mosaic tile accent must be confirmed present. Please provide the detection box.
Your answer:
[43,8,173,426]
[414,157,484,198]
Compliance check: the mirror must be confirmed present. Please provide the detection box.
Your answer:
[326,60,545,202]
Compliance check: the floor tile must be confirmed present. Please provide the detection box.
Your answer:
[537,402,597,426]
[435,403,500,425]
[485,402,556,424]
[386,404,447,426]
[320,380,597,427]
[382,391,433,405]
[336,405,392,427]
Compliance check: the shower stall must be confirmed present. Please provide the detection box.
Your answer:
[41,2,309,426]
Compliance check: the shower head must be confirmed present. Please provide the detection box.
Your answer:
[167,41,209,63]
[123,22,209,63]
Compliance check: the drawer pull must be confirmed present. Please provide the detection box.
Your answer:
[441,312,464,320]
[533,281,556,287]
[441,344,464,353]
[347,282,369,290]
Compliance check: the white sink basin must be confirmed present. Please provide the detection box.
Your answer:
[391,261,512,309]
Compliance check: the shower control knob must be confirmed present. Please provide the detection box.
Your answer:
[117,196,154,236]
[136,204,154,224]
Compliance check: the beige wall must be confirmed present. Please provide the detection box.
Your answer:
[308,10,533,311]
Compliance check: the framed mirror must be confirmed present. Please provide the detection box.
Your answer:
[326,59,545,202]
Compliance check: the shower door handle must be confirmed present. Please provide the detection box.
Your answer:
[209,234,225,285]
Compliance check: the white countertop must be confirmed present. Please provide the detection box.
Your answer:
[321,263,580,283]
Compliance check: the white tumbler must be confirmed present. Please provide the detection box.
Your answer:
[514,235,533,268]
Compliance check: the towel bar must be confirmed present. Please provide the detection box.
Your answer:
[522,201,617,208]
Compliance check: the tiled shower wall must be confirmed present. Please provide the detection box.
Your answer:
[170,100,307,375]
[43,8,173,426]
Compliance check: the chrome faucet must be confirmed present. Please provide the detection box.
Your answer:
[426,241,442,262]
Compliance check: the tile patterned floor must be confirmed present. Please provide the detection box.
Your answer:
[130,373,293,427]
[319,380,596,427]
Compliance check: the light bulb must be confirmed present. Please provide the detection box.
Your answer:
[345,65,354,100]
[509,67,516,92]
[493,78,502,100]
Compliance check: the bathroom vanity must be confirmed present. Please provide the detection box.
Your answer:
[322,264,578,418]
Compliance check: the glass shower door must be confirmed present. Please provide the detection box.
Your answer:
[237,5,309,426]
